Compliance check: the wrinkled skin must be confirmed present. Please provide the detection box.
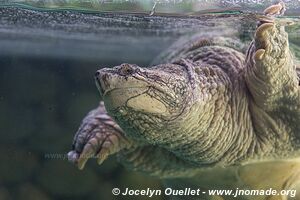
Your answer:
[68,2,300,200]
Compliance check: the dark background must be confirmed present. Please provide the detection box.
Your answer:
[0,57,167,200]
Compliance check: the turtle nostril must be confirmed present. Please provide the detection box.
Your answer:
[95,70,101,77]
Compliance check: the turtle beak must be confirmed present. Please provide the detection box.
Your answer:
[95,70,105,97]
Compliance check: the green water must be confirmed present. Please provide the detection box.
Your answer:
[0,1,300,200]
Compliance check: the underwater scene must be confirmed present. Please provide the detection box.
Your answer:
[1,0,300,200]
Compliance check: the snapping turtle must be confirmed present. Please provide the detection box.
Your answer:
[68,2,300,200]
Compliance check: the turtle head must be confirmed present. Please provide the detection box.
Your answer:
[95,63,196,142]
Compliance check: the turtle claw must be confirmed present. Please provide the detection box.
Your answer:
[96,135,122,165]
[77,142,96,170]
[254,49,266,61]
[263,2,286,16]
[68,103,132,170]
[254,17,288,65]
[255,23,274,44]
[97,149,109,165]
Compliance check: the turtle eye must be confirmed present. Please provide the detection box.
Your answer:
[119,64,135,76]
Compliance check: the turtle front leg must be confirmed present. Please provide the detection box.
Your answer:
[67,102,133,169]
[67,102,199,177]
[245,3,298,112]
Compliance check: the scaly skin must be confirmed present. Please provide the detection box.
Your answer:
[68,2,300,199]
[67,102,132,169]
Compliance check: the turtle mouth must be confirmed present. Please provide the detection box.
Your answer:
[95,70,116,97]
[95,75,105,96]
[94,68,149,98]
